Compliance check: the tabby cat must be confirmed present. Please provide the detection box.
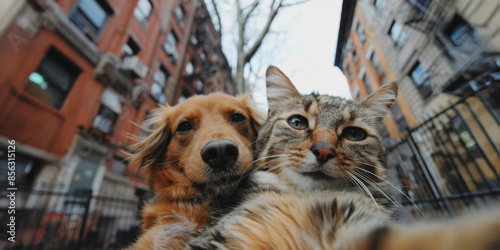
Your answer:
[186,66,399,249]
[187,66,500,250]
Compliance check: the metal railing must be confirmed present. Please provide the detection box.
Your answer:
[387,82,500,217]
[0,189,144,250]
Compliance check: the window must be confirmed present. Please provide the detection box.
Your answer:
[191,35,198,45]
[451,115,480,157]
[177,88,192,104]
[175,5,186,27]
[25,48,81,109]
[352,50,358,65]
[151,64,169,104]
[134,0,152,26]
[164,32,179,59]
[194,79,203,92]
[371,52,383,76]
[389,20,407,49]
[110,157,127,175]
[121,37,140,58]
[357,23,366,44]
[198,50,206,61]
[391,103,407,132]
[185,60,195,76]
[374,0,386,14]
[409,0,431,16]
[92,104,119,134]
[409,62,432,98]
[0,151,38,190]
[347,67,354,82]
[69,0,113,41]
[363,74,373,94]
[442,14,475,47]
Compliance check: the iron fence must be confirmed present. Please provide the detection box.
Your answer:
[387,82,500,217]
[0,189,143,250]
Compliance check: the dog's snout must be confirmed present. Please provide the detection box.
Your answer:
[201,139,239,170]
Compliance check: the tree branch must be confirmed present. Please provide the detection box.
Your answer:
[281,0,310,8]
[242,0,260,26]
[209,0,223,43]
[243,0,282,63]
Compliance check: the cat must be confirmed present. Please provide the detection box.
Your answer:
[186,66,400,249]
[186,66,500,250]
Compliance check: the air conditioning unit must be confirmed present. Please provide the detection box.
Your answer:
[92,115,113,134]
[121,56,148,79]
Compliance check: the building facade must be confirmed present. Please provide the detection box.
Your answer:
[335,0,499,216]
[0,0,232,199]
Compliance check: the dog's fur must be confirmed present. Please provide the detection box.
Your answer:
[128,93,265,249]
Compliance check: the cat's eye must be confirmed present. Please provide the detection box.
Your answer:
[287,115,308,130]
[342,127,367,141]
[177,121,194,133]
[230,113,246,123]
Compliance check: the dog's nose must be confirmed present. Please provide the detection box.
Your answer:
[201,139,239,170]
[311,144,336,164]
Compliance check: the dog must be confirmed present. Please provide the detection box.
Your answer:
[128,93,265,249]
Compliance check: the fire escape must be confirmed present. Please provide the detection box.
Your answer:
[193,6,223,92]
[397,0,449,33]
[192,3,234,94]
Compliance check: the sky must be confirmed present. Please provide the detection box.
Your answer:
[213,0,351,108]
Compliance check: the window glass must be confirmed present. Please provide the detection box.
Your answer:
[409,62,432,98]
[69,0,112,40]
[134,0,152,25]
[389,21,407,49]
[110,157,127,175]
[92,104,118,133]
[151,65,169,104]
[176,5,185,27]
[25,48,81,109]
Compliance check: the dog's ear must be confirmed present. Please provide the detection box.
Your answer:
[241,94,267,133]
[129,105,172,168]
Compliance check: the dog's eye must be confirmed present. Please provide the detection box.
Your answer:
[177,121,193,133]
[341,127,367,141]
[230,113,246,123]
[287,115,308,130]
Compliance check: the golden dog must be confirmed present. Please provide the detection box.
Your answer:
[128,93,265,249]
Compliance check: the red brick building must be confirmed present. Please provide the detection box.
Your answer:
[0,0,232,198]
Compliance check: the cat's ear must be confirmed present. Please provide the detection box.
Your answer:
[266,66,301,115]
[360,82,398,119]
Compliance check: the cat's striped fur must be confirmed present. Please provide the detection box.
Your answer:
[186,66,399,249]
[187,66,500,250]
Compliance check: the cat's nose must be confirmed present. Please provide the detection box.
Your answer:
[201,139,239,170]
[311,144,336,164]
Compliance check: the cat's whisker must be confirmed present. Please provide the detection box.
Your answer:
[354,167,424,216]
[244,156,292,178]
[345,172,369,199]
[352,171,417,220]
[242,154,292,173]
[275,164,293,178]
[356,161,398,175]
[347,172,381,212]
[352,171,399,208]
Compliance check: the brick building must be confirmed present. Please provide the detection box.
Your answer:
[0,0,232,199]
[334,0,500,215]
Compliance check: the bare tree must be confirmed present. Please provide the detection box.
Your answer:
[210,0,308,94]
